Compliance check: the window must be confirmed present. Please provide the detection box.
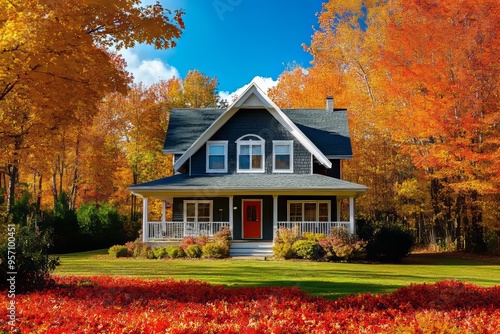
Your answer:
[236,135,265,173]
[206,141,227,173]
[273,141,293,172]
[184,200,212,222]
[287,201,330,222]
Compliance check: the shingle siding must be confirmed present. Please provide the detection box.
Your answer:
[190,109,311,175]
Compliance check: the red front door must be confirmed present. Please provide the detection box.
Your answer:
[243,200,262,239]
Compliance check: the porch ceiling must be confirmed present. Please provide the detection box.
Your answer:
[129,174,367,199]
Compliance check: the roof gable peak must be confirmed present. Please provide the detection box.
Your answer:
[229,83,275,109]
[173,82,332,171]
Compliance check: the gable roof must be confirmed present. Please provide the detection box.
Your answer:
[163,109,224,154]
[164,108,352,158]
[172,83,332,170]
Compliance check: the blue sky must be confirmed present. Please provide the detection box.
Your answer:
[121,0,325,98]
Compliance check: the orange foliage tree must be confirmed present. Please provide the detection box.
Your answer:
[0,0,184,212]
[271,0,499,251]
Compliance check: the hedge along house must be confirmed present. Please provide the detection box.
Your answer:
[129,83,367,256]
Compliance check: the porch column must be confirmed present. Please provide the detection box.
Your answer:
[336,199,341,222]
[142,197,149,242]
[349,197,355,235]
[273,195,278,241]
[229,196,234,238]
[161,200,167,223]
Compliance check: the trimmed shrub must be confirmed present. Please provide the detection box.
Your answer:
[108,245,130,258]
[273,227,301,259]
[152,246,168,259]
[302,232,327,242]
[186,244,203,258]
[292,240,320,260]
[125,241,135,254]
[318,235,367,262]
[366,226,414,262]
[272,243,295,259]
[166,245,185,258]
[202,242,228,259]
[131,241,153,258]
[195,235,209,248]
[214,227,232,244]
[274,227,300,245]
[318,236,341,260]
[180,236,196,251]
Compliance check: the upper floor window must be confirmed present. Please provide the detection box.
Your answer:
[273,140,293,173]
[206,141,227,173]
[236,134,265,173]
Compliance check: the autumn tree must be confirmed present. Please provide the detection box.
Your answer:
[271,0,499,251]
[378,0,500,251]
[183,70,226,108]
[0,0,184,212]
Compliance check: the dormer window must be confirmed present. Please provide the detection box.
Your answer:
[236,134,265,173]
[206,141,228,173]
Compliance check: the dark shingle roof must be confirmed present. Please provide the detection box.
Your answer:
[163,108,352,157]
[283,109,352,157]
[164,109,223,153]
[129,174,366,193]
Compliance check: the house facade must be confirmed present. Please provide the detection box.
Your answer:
[129,83,367,255]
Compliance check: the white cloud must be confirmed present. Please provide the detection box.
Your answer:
[119,48,180,86]
[219,76,279,105]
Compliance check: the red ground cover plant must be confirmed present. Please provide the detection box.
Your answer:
[1,277,499,333]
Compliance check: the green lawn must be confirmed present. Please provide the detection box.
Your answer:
[54,250,500,299]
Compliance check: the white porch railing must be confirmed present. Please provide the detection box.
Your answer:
[147,221,230,241]
[276,221,354,237]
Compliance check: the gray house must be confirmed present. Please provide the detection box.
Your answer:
[129,83,367,255]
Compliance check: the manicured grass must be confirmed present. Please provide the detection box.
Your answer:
[54,250,500,299]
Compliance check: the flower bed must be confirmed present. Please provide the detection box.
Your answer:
[1,277,499,333]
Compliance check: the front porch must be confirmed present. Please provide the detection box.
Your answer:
[131,174,367,255]
[145,220,354,241]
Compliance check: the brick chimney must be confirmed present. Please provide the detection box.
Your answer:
[326,96,334,111]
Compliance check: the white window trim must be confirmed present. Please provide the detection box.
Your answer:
[287,200,331,222]
[206,141,228,173]
[236,134,265,173]
[183,200,213,222]
[272,140,294,173]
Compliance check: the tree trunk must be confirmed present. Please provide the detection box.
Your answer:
[468,192,487,253]
[69,133,81,210]
[6,163,18,213]
[6,136,22,213]
[52,163,59,208]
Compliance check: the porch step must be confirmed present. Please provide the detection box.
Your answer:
[230,242,274,257]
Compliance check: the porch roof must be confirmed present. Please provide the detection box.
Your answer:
[129,174,367,198]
